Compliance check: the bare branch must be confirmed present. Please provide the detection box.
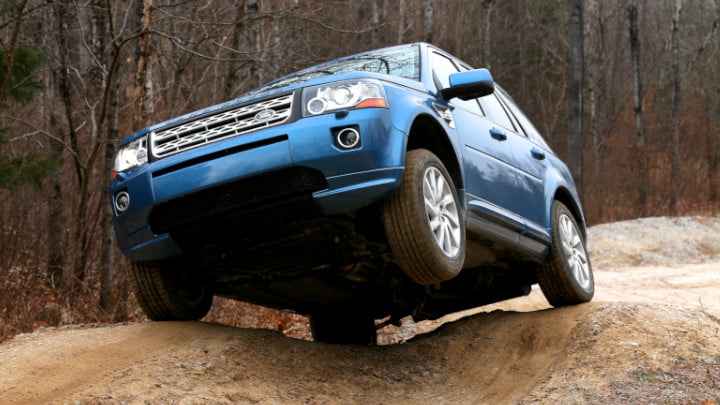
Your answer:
[0,113,80,160]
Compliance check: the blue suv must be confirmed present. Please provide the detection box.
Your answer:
[110,43,593,344]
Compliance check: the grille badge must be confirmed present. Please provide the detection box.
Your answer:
[254,109,277,122]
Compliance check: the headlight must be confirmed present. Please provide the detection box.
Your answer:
[113,136,148,174]
[302,79,387,116]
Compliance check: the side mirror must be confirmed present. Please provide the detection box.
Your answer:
[439,68,495,101]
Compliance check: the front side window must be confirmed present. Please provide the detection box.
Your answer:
[479,93,516,131]
[430,52,459,89]
[430,52,483,115]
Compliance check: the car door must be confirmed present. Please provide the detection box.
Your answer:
[475,89,553,258]
[428,51,524,239]
[492,88,549,230]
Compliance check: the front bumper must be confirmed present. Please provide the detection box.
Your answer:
[110,108,406,262]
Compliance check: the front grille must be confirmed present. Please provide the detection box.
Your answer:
[148,167,328,234]
[150,93,294,159]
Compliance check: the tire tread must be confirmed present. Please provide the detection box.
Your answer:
[536,202,594,307]
[127,261,212,321]
[382,149,464,285]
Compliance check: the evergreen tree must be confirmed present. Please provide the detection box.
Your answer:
[0,44,57,192]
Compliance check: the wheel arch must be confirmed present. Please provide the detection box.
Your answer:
[405,113,464,191]
[552,187,587,239]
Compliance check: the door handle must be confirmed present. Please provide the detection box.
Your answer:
[531,148,546,160]
[489,128,507,141]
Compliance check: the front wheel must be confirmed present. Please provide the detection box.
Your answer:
[127,260,213,321]
[536,201,594,306]
[382,149,465,285]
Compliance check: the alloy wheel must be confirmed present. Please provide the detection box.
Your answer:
[422,166,461,258]
[558,213,592,291]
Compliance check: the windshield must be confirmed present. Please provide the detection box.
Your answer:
[246,45,420,96]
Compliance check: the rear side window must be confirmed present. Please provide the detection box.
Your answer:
[496,88,552,151]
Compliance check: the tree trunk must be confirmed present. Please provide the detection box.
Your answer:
[53,0,84,289]
[47,110,66,287]
[588,0,606,184]
[707,1,720,210]
[70,0,111,293]
[370,0,380,48]
[397,0,406,44]
[422,0,433,43]
[628,0,646,214]
[628,1,644,146]
[567,0,584,193]
[481,0,492,68]
[223,2,247,101]
[132,0,154,132]
[246,0,262,87]
[99,72,120,316]
[669,0,683,214]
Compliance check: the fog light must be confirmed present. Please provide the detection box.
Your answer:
[115,191,130,213]
[336,127,361,149]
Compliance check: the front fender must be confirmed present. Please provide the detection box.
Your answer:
[384,83,466,190]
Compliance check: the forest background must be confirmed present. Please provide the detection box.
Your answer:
[0,0,718,342]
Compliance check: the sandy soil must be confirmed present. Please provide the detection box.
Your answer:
[1,216,719,404]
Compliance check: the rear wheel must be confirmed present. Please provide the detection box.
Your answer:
[309,311,377,345]
[536,201,594,306]
[127,261,213,321]
[382,149,465,285]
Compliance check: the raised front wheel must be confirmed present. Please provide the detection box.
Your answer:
[127,261,213,321]
[382,149,465,285]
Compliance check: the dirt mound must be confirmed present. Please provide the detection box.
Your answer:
[0,302,717,404]
[1,216,720,404]
[588,216,720,267]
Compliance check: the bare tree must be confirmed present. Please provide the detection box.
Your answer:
[223,1,248,101]
[585,0,607,181]
[370,0,381,48]
[706,1,720,208]
[422,0,433,43]
[398,0,407,43]
[627,0,646,213]
[668,0,683,214]
[567,0,584,192]
[481,0,492,68]
[132,0,154,131]
[627,0,644,147]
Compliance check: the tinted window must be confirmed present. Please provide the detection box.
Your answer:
[496,88,552,150]
[479,93,515,130]
[430,52,458,89]
[430,52,483,115]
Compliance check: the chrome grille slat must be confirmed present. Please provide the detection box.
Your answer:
[150,93,293,158]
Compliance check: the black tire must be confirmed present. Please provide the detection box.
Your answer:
[382,149,465,285]
[310,312,377,345]
[127,261,213,321]
[536,201,594,307]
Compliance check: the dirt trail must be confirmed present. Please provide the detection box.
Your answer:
[1,216,719,404]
